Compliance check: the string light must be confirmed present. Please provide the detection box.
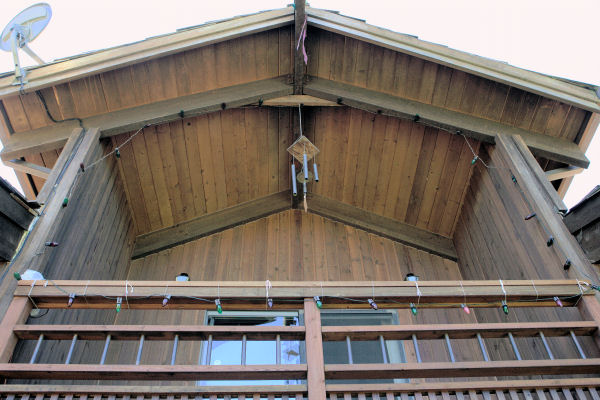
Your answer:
[314,296,322,309]
[13,272,21,280]
[115,148,120,158]
[461,303,471,314]
[459,281,469,314]
[563,259,572,271]
[67,293,75,307]
[546,236,554,247]
[267,298,273,309]
[62,197,69,208]
[162,294,171,307]
[44,241,59,247]
[524,212,536,220]
[501,300,509,315]
[410,302,418,316]
[368,299,378,310]
[79,163,85,173]
[553,296,563,307]
[215,299,222,314]
[116,297,122,313]
[471,156,479,165]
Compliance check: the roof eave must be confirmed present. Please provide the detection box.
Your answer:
[306,7,600,113]
[0,7,294,99]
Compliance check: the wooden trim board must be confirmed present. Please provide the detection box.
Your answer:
[306,193,457,260]
[4,159,50,179]
[132,190,292,258]
[1,78,293,161]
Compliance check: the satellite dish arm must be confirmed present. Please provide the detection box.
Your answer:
[21,43,44,64]
[10,31,25,80]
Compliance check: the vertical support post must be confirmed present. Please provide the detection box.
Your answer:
[444,333,455,363]
[293,0,306,95]
[379,335,388,364]
[241,334,247,366]
[0,296,31,363]
[136,334,145,365]
[304,298,325,400]
[100,334,111,365]
[539,332,554,360]
[507,332,521,360]
[495,134,600,290]
[569,331,586,359]
[29,334,44,364]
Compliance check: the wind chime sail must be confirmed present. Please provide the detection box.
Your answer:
[287,106,319,212]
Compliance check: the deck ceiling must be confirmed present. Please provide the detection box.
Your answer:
[0,13,595,244]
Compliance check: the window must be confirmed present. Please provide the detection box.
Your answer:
[199,310,405,385]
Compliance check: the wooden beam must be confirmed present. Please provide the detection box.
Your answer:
[262,94,340,106]
[304,77,590,168]
[132,191,291,258]
[546,166,583,181]
[293,0,306,94]
[0,385,308,396]
[326,379,600,393]
[564,192,600,232]
[324,359,600,379]
[14,279,591,310]
[578,296,600,349]
[306,193,457,260]
[0,364,307,381]
[13,324,305,341]
[0,9,294,98]
[495,135,600,291]
[1,78,293,161]
[558,112,600,197]
[304,298,326,400]
[3,159,50,179]
[510,135,567,212]
[306,7,600,113]
[321,321,598,341]
[0,297,31,363]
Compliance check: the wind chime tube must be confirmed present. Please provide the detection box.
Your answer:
[291,163,297,196]
[303,153,309,180]
[313,163,319,182]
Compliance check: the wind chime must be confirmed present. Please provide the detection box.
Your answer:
[287,106,319,212]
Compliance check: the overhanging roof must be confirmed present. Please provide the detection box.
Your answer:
[0,6,598,113]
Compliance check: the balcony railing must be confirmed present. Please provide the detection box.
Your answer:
[0,279,599,399]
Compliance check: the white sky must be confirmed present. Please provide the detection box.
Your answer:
[0,0,598,207]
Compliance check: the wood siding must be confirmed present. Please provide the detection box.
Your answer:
[304,107,478,237]
[11,140,136,376]
[1,26,294,193]
[128,209,458,282]
[453,142,599,370]
[306,28,589,143]
[113,108,293,235]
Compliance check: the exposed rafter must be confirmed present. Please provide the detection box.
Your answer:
[132,191,292,259]
[3,159,50,179]
[1,78,293,161]
[545,166,584,182]
[305,193,457,261]
[304,77,590,168]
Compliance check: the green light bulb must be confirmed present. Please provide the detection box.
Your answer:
[62,197,69,207]
[502,301,509,315]
[471,156,478,165]
[410,302,418,316]
[13,272,21,281]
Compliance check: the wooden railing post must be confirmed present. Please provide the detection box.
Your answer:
[578,295,600,349]
[0,296,31,363]
[304,298,325,400]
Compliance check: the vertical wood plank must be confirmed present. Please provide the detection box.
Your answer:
[304,298,325,400]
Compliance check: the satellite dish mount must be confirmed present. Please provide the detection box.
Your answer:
[1,3,52,86]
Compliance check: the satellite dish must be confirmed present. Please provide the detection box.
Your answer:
[1,3,52,85]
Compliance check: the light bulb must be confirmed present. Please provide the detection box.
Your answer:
[314,296,322,309]
[501,300,508,315]
[461,303,470,314]
[410,302,418,316]
[553,296,563,307]
[368,299,378,310]
[162,295,171,307]
[215,299,222,314]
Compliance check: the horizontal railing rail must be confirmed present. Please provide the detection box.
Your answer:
[0,279,599,399]
[14,279,593,309]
